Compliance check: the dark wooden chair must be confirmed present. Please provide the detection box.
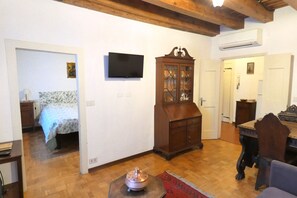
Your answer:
[254,113,291,190]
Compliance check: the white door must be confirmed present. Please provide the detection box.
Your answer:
[222,67,232,122]
[261,54,293,116]
[198,59,221,139]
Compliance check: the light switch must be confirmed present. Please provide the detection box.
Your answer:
[86,100,95,106]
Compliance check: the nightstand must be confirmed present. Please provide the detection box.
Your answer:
[20,101,34,131]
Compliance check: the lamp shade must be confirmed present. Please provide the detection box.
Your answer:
[23,89,30,101]
[212,0,224,7]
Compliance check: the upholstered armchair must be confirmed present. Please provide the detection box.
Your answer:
[257,160,297,198]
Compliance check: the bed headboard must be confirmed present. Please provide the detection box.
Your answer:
[39,91,77,110]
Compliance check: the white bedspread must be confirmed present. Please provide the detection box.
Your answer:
[39,103,78,149]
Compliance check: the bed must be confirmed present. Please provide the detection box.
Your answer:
[38,91,79,150]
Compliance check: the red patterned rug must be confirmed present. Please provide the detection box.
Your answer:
[157,171,212,198]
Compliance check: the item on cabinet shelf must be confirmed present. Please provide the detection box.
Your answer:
[0,142,12,157]
[0,142,12,152]
[125,167,149,192]
[235,100,256,127]
[154,47,202,160]
[0,150,11,157]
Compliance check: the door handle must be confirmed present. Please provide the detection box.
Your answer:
[200,97,206,106]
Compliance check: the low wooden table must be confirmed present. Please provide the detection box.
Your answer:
[108,174,166,198]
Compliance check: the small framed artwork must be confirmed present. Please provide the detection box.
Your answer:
[67,62,76,78]
[247,62,254,74]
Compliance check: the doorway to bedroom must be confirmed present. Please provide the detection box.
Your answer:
[16,49,80,159]
[6,40,88,193]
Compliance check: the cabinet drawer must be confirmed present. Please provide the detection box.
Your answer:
[21,102,33,110]
[187,118,200,125]
[21,112,34,126]
[237,102,250,108]
[187,125,200,145]
[170,120,187,128]
[169,127,187,151]
[20,102,34,129]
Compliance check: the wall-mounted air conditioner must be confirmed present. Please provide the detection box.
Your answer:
[218,28,262,50]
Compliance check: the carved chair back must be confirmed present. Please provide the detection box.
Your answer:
[255,113,290,161]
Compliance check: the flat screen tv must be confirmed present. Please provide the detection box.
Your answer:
[108,52,144,78]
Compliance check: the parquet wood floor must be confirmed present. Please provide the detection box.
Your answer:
[23,128,261,198]
[220,121,240,145]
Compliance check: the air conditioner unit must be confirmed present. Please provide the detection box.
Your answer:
[218,28,262,50]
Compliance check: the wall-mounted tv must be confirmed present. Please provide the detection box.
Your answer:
[108,52,144,78]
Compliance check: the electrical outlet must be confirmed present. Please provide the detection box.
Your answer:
[89,158,97,164]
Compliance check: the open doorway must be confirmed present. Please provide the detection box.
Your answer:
[220,56,264,145]
[220,53,294,145]
[16,49,79,158]
[5,40,88,191]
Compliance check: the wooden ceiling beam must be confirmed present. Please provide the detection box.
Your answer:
[60,0,219,36]
[142,0,244,29]
[282,0,297,10]
[223,0,274,22]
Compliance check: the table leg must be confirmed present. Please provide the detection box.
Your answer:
[236,134,258,180]
[17,157,23,198]
[236,135,246,180]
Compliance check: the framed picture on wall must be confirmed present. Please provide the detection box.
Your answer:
[247,62,254,74]
[67,62,76,78]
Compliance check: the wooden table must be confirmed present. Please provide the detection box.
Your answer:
[235,120,297,180]
[0,140,23,198]
[108,174,166,198]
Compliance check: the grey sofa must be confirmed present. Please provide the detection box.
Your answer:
[257,160,297,198]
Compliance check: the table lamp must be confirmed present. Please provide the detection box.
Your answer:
[23,89,30,101]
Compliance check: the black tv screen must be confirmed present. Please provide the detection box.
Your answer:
[108,52,144,78]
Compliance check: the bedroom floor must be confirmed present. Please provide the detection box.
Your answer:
[22,126,261,198]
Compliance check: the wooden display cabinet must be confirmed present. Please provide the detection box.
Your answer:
[154,47,202,160]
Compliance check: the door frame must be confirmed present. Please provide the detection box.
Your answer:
[5,39,89,189]
[222,66,233,123]
[218,53,266,136]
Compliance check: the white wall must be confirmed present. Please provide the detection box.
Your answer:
[0,0,212,183]
[17,49,77,118]
[212,6,297,105]
[233,57,264,102]
[16,49,76,102]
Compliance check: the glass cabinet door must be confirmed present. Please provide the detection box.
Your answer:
[163,65,178,103]
[179,66,193,102]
